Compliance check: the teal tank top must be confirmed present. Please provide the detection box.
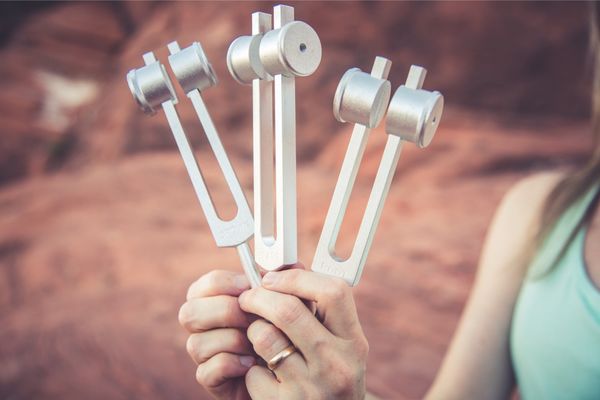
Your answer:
[511,183,600,399]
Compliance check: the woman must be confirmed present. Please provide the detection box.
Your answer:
[177,9,600,400]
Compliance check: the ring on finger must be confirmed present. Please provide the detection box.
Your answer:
[267,345,298,371]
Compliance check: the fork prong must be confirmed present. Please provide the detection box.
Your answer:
[311,57,392,285]
[128,46,261,286]
[312,63,443,286]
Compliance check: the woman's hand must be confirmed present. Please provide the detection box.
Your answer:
[178,270,256,400]
[238,268,369,399]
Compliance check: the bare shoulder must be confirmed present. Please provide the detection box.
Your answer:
[479,171,564,277]
[501,171,564,212]
[426,171,566,399]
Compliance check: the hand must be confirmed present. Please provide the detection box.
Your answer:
[178,270,256,400]
[238,267,369,399]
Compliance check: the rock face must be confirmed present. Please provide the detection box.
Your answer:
[0,2,590,184]
[0,2,593,399]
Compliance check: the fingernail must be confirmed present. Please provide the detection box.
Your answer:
[262,272,277,286]
[233,274,250,290]
[239,356,255,367]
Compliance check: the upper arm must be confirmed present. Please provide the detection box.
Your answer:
[426,172,563,400]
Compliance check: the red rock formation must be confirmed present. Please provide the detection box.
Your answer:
[0,2,593,399]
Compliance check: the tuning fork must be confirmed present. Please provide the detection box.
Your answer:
[312,60,444,286]
[227,5,322,270]
[126,41,262,288]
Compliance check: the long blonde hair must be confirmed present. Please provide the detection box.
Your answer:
[532,3,600,273]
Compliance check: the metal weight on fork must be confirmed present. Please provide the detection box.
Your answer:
[311,56,392,285]
[126,3,442,290]
[227,32,267,84]
[228,5,322,271]
[333,65,391,128]
[127,53,177,115]
[258,19,321,77]
[312,62,444,286]
[126,43,262,288]
[386,68,443,148]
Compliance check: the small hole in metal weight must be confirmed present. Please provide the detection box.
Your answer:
[299,43,307,52]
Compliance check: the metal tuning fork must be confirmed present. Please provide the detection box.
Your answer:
[227,5,322,270]
[312,60,444,286]
[126,41,262,288]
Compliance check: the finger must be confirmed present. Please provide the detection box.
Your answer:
[187,329,253,364]
[238,287,334,357]
[246,365,278,400]
[269,263,315,311]
[196,352,256,389]
[179,296,250,332]
[261,269,360,338]
[247,319,307,379]
[187,270,250,300]
[279,262,306,271]
[256,262,305,277]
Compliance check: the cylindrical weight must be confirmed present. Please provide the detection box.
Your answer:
[126,61,177,115]
[259,21,321,77]
[169,42,217,94]
[333,68,391,128]
[227,35,268,84]
[386,86,443,148]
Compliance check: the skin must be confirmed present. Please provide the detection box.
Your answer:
[178,171,600,399]
[585,188,600,290]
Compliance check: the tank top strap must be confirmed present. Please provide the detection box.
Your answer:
[528,181,600,277]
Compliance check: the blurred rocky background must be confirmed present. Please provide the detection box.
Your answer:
[0,1,593,399]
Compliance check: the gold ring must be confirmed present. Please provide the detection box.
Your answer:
[267,345,297,371]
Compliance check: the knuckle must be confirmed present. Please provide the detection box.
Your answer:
[205,270,222,289]
[312,335,329,355]
[342,335,369,360]
[186,334,209,363]
[328,363,356,396]
[292,384,313,399]
[178,302,191,328]
[274,297,305,326]
[195,363,210,386]
[231,329,247,349]
[252,323,281,352]
[356,336,369,359]
[187,271,215,300]
[185,283,196,301]
[281,268,301,283]
[190,270,228,299]
[324,279,349,302]
[186,277,203,301]
[186,335,197,357]
[223,296,241,324]
[196,354,230,388]
[237,288,255,310]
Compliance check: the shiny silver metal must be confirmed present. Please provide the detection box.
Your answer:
[311,56,392,286]
[168,41,218,93]
[386,77,443,148]
[257,5,297,270]
[229,5,321,270]
[259,20,321,77]
[126,52,177,115]
[333,67,391,128]
[227,34,268,84]
[312,64,444,286]
[127,47,262,288]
